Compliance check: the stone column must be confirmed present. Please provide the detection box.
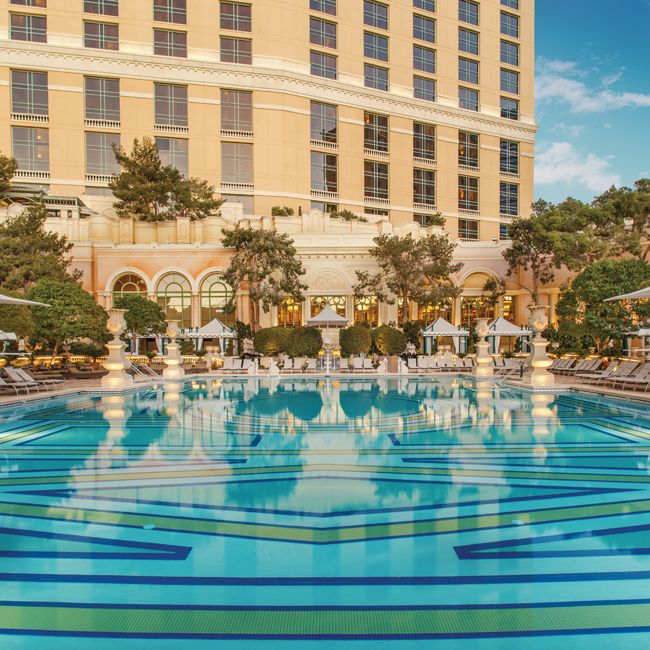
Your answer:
[101,309,134,390]
[523,305,554,388]
[163,321,185,380]
[474,318,493,378]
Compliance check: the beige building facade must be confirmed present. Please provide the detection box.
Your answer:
[0,0,550,332]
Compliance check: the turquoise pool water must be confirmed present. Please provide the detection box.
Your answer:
[2,376,650,648]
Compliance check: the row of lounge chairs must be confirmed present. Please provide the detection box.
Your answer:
[551,357,650,392]
[407,357,476,373]
[0,367,64,395]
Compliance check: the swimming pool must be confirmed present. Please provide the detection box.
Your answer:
[2,376,650,648]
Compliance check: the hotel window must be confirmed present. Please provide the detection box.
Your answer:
[364,112,388,152]
[156,273,192,328]
[222,194,253,214]
[413,15,435,43]
[501,96,519,120]
[500,139,519,174]
[11,0,46,6]
[12,126,49,172]
[413,122,435,161]
[154,29,187,57]
[220,2,251,31]
[502,0,518,7]
[278,299,303,328]
[458,175,478,211]
[364,32,389,61]
[458,28,478,55]
[499,223,511,240]
[310,17,337,49]
[364,161,389,200]
[310,0,336,16]
[84,0,118,15]
[458,131,478,168]
[460,296,492,326]
[364,64,388,91]
[414,213,438,227]
[364,1,388,29]
[200,274,234,327]
[459,57,479,84]
[501,12,519,37]
[310,51,337,79]
[311,152,338,192]
[501,40,519,66]
[501,68,519,94]
[459,0,478,25]
[85,132,120,176]
[418,301,451,326]
[414,0,435,12]
[414,45,435,74]
[354,296,379,327]
[221,89,253,132]
[156,137,189,176]
[414,168,435,206]
[84,21,119,49]
[154,83,188,127]
[311,296,346,318]
[154,0,186,24]
[11,71,48,117]
[311,201,338,214]
[459,87,479,111]
[221,142,253,184]
[500,181,519,216]
[310,101,337,143]
[85,77,120,122]
[458,218,479,240]
[220,37,252,64]
[414,76,436,102]
[113,274,147,300]
[10,14,47,42]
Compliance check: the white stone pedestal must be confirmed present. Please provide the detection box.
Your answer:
[474,318,493,378]
[163,322,185,380]
[523,336,555,388]
[101,309,133,390]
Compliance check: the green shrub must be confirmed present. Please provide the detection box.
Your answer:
[180,340,196,355]
[253,326,291,355]
[373,325,407,355]
[339,325,372,357]
[286,327,323,358]
[69,342,105,359]
[271,206,295,217]
[402,320,421,345]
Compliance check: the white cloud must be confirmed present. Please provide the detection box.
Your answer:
[536,58,650,113]
[535,142,621,194]
[549,122,584,138]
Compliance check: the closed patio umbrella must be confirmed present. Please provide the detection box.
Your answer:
[0,292,50,307]
[605,286,650,302]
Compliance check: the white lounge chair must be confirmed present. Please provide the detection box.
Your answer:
[0,375,32,394]
[339,358,350,372]
[305,359,318,373]
[13,368,62,390]
[293,358,306,373]
[352,358,363,373]
[281,359,294,373]
[408,358,418,372]
[220,357,234,373]
[363,358,373,371]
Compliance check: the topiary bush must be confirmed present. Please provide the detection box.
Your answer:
[286,327,323,358]
[373,325,407,356]
[253,326,291,355]
[339,325,372,357]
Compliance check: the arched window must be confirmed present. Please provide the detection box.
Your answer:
[200,273,234,326]
[460,273,497,327]
[112,273,147,303]
[156,273,192,328]
[278,298,302,327]
[310,295,346,318]
[354,296,378,327]
[418,300,452,326]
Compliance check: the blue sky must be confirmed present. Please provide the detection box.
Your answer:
[534,0,650,203]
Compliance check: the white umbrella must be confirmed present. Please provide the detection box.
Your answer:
[605,286,650,302]
[0,329,17,341]
[306,304,349,327]
[0,292,50,307]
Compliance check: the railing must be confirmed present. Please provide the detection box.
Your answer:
[500,171,520,179]
[85,174,114,184]
[458,208,480,217]
[221,182,254,193]
[11,113,48,123]
[84,118,121,129]
[364,148,389,159]
[413,156,436,166]
[220,129,254,140]
[458,164,480,173]
[413,202,437,212]
[310,139,338,151]
[458,236,480,242]
[154,123,189,134]
[364,196,390,206]
[14,169,50,180]
[310,189,339,200]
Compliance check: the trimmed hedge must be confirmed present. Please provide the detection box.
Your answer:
[286,327,323,358]
[253,326,291,355]
[373,325,407,355]
[339,325,372,357]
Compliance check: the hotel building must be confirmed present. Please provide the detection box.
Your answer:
[0,0,548,331]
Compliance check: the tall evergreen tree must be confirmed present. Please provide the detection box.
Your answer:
[0,153,17,195]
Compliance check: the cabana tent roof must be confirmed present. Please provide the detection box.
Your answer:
[421,317,469,337]
[181,319,237,339]
[0,293,49,307]
[486,317,531,336]
[0,329,17,341]
[606,286,650,302]
[307,304,348,327]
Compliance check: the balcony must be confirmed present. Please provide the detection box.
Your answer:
[364,196,390,206]
[458,208,480,217]
[413,156,436,167]
[14,169,50,180]
[85,174,114,184]
[154,123,189,135]
[458,164,480,173]
[221,129,254,140]
[311,189,339,200]
[310,139,338,151]
[413,202,437,212]
[11,113,48,123]
[500,171,520,180]
[364,148,389,159]
[85,119,121,129]
[220,182,254,193]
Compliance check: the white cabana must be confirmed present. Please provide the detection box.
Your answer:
[180,319,238,354]
[623,327,650,357]
[486,317,532,354]
[0,329,17,342]
[306,304,349,327]
[606,286,650,302]
[421,317,469,354]
[0,293,49,307]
